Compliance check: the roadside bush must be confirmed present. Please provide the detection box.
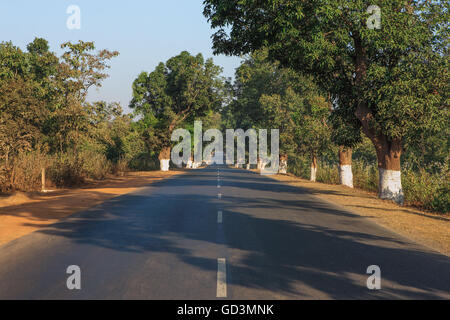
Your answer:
[5,149,51,192]
[80,149,112,180]
[112,156,129,176]
[316,163,339,185]
[288,155,449,214]
[49,153,85,187]
[288,154,310,179]
[402,164,449,213]
[430,185,449,213]
[128,153,159,171]
[49,150,111,187]
[352,161,378,193]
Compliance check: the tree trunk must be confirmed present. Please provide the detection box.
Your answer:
[5,149,9,169]
[279,154,288,174]
[187,156,193,169]
[310,155,317,182]
[158,147,171,172]
[353,35,403,204]
[260,159,267,170]
[355,100,404,204]
[338,146,353,188]
[356,113,404,204]
[374,138,404,204]
[10,162,15,191]
[257,158,262,170]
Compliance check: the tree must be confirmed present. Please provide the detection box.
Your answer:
[288,88,331,181]
[0,78,46,169]
[229,50,297,170]
[130,51,224,171]
[203,0,448,204]
[60,41,119,102]
[230,50,329,175]
[0,38,126,191]
[49,41,119,156]
[329,92,363,188]
[0,40,52,187]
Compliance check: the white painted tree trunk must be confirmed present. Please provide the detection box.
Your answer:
[339,165,354,188]
[378,168,404,205]
[279,159,287,174]
[261,161,267,170]
[160,159,170,172]
[310,166,317,182]
[246,163,250,170]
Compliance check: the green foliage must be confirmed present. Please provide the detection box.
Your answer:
[128,153,160,171]
[228,50,332,161]
[288,155,448,214]
[0,77,47,165]
[204,0,449,180]
[48,153,84,187]
[290,88,332,160]
[353,137,377,165]
[430,186,449,213]
[352,161,379,193]
[130,51,225,156]
[316,163,340,185]
[78,150,112,180]
[0,38,151,192]
[329,97,363,149]
[402,163,449,213]
[287,155,310,180]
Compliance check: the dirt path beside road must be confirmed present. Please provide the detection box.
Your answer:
[0,171,183,247]
[268,173,450,257]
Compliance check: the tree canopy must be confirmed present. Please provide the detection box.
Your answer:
[130,51,225,160]
[204,0,449,202]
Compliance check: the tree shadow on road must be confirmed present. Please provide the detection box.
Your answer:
[26,167,450,299]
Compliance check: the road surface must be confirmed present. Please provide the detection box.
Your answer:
[0,166,449,299]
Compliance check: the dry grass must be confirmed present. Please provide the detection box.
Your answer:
[268,172,450,257]
[0,170,184,247]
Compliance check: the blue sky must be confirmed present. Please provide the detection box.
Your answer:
[0,0,242,113]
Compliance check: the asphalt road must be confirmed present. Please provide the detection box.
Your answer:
[0,166,449,299]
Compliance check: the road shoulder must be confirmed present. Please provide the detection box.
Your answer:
[0,170,184,247]
[264,172,449,257]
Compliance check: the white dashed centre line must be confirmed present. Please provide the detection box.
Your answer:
[218,193,222,199]
[217,211,223,223]
[216,258,227,298]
